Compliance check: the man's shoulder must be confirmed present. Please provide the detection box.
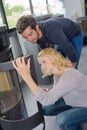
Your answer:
[38,19,53,24]
[38,18,61,29]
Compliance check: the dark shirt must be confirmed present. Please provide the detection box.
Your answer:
[37,18,81,62]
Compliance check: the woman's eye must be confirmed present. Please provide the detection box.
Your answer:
[43,61,46,63]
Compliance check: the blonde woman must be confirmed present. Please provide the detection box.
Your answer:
[13,48,87,130]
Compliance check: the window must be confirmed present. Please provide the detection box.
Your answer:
[32,0,48,15]
[0,13,3,26]
[1,0,65,29]
[32,0,64,16]
[48,0,65,15]
[2,0,31,28]
[0,0,4,26]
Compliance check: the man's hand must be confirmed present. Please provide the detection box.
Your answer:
[67,61,77,68]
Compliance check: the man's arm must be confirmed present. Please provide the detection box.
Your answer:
[67,61,77,68]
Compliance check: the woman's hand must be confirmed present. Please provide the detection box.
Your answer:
[12,57,31,80]
[12,57,39,94]
[43,88,49,92]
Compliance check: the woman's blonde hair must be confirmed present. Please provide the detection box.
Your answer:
[37,48,67,77]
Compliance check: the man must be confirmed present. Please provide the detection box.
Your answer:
[16,15,83,68]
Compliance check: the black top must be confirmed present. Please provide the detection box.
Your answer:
[37,18,81,62]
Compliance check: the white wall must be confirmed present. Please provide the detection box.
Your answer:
[64,0,85,21]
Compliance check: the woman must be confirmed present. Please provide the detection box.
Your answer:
[13,48,87,130]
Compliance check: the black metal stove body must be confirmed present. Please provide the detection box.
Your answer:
[0,25,10,50]
[0,25,28,129]
[0,25,45,130]
[0,25,12,62]
[0,55,45,130]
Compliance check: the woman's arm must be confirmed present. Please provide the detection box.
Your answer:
[12,57,39,94]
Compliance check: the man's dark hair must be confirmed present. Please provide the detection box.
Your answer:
[16,15,37,34]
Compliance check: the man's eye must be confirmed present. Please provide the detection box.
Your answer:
[29,32,32,36]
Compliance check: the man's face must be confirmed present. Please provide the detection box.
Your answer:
[21,25,39,43]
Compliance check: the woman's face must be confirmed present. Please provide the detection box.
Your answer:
[38,56,54,76]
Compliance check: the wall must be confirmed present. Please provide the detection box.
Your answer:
[64,0,85,21]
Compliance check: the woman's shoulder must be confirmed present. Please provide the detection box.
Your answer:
[64,68,87,79]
